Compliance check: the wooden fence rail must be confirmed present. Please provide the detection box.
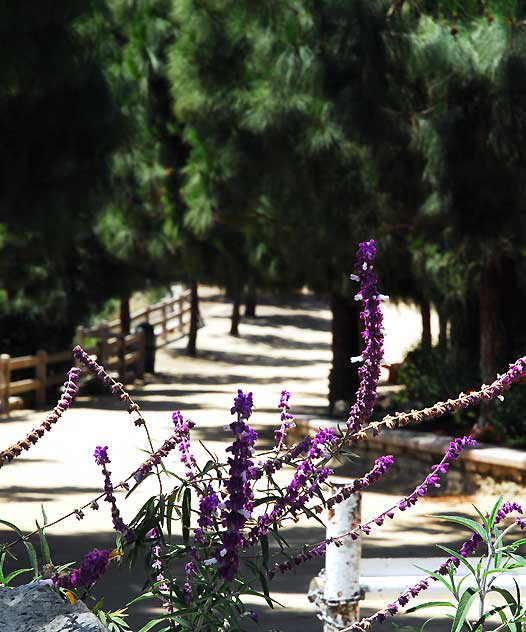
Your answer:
[76,290,192,344]
[0,289,191,414]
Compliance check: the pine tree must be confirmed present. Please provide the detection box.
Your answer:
[0,1,124,352]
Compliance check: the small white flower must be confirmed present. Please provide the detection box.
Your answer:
[354,293,363,301]
[220,548,228,557]
[350,355,364,363]
[237,508,251,519]
[204,557,218,566]
[497,394,504,402]
[362,262,368,271]
[349,273,360,282]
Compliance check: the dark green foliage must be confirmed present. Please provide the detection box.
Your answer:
[396,344,480,424]
[0,1,125,353]
[486,386,526,448]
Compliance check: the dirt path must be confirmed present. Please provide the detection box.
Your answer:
[0,290,501,631]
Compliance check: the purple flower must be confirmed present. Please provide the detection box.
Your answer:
[198,486,219,529]
[274,390,295,450]
[55,549,110,590]
[94,445,109,466]
[347,240,385,434]
[133,412,196,482]
[0,366,81,468]
[217,393,258,581]
[172,411,197,477]
[94,445,129,537]
[230,389,254,420]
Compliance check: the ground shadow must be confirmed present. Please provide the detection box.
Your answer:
[164,347,311,368]
[241,333,329,352]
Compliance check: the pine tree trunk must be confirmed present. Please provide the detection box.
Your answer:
[475,258,509,432]
[120,294,131,336]
[437,303,448,349]
[187,281,199,357]
[244,290,257,318]
[420,299,432,351]
[449,294,479,367]
[479,258,508,382]
[328,291,360,414]
[230,294,241,337]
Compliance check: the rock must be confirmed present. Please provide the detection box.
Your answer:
[0,583,108,632]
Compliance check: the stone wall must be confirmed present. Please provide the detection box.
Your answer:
[293,420,526,497]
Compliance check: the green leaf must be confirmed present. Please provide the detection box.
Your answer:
[40,504,48,527]
[166,490,176,538]
[512,577,521,611]
[0,519,39,579]
[36,520,52,566]
[471,504,489,530]
[434,515,488,543]
[472,605,508,630]
[200,460,216,476]
[127,592,156,606]
[490,586,520,617]
[182,487,191,547]
[489,496,504,528]
[0,550,6,584]
[3,568,33,585]
[435,545,476,575]
[406,601,455,614]
[258,570,273,608]
[260,534,269,570]
[496,605,518,632]
[302,505,326,526]
[450,586,479,632]
[138,617,165,632]
[414,565,456,596]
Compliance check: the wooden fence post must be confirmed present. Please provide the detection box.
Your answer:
[178,294,185,333]
[118,335,126,382]
[136,330,145,379]
[35,350,48,408]
[0,354,11,415]
[161,301,168,341]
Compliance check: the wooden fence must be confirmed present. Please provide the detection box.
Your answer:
[76,289,191,344]
[0,289,191,414]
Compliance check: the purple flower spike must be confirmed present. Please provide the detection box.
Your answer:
[94,445,129,537]
[172,411,197,478]
[347,239,385,434]
[218,401,258,581]
[0,366,81,468]
[55,549,110,590]
[274,390,296,451]
[133,412,196,483]
[94,445,109,466]
[230,389,254,420]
